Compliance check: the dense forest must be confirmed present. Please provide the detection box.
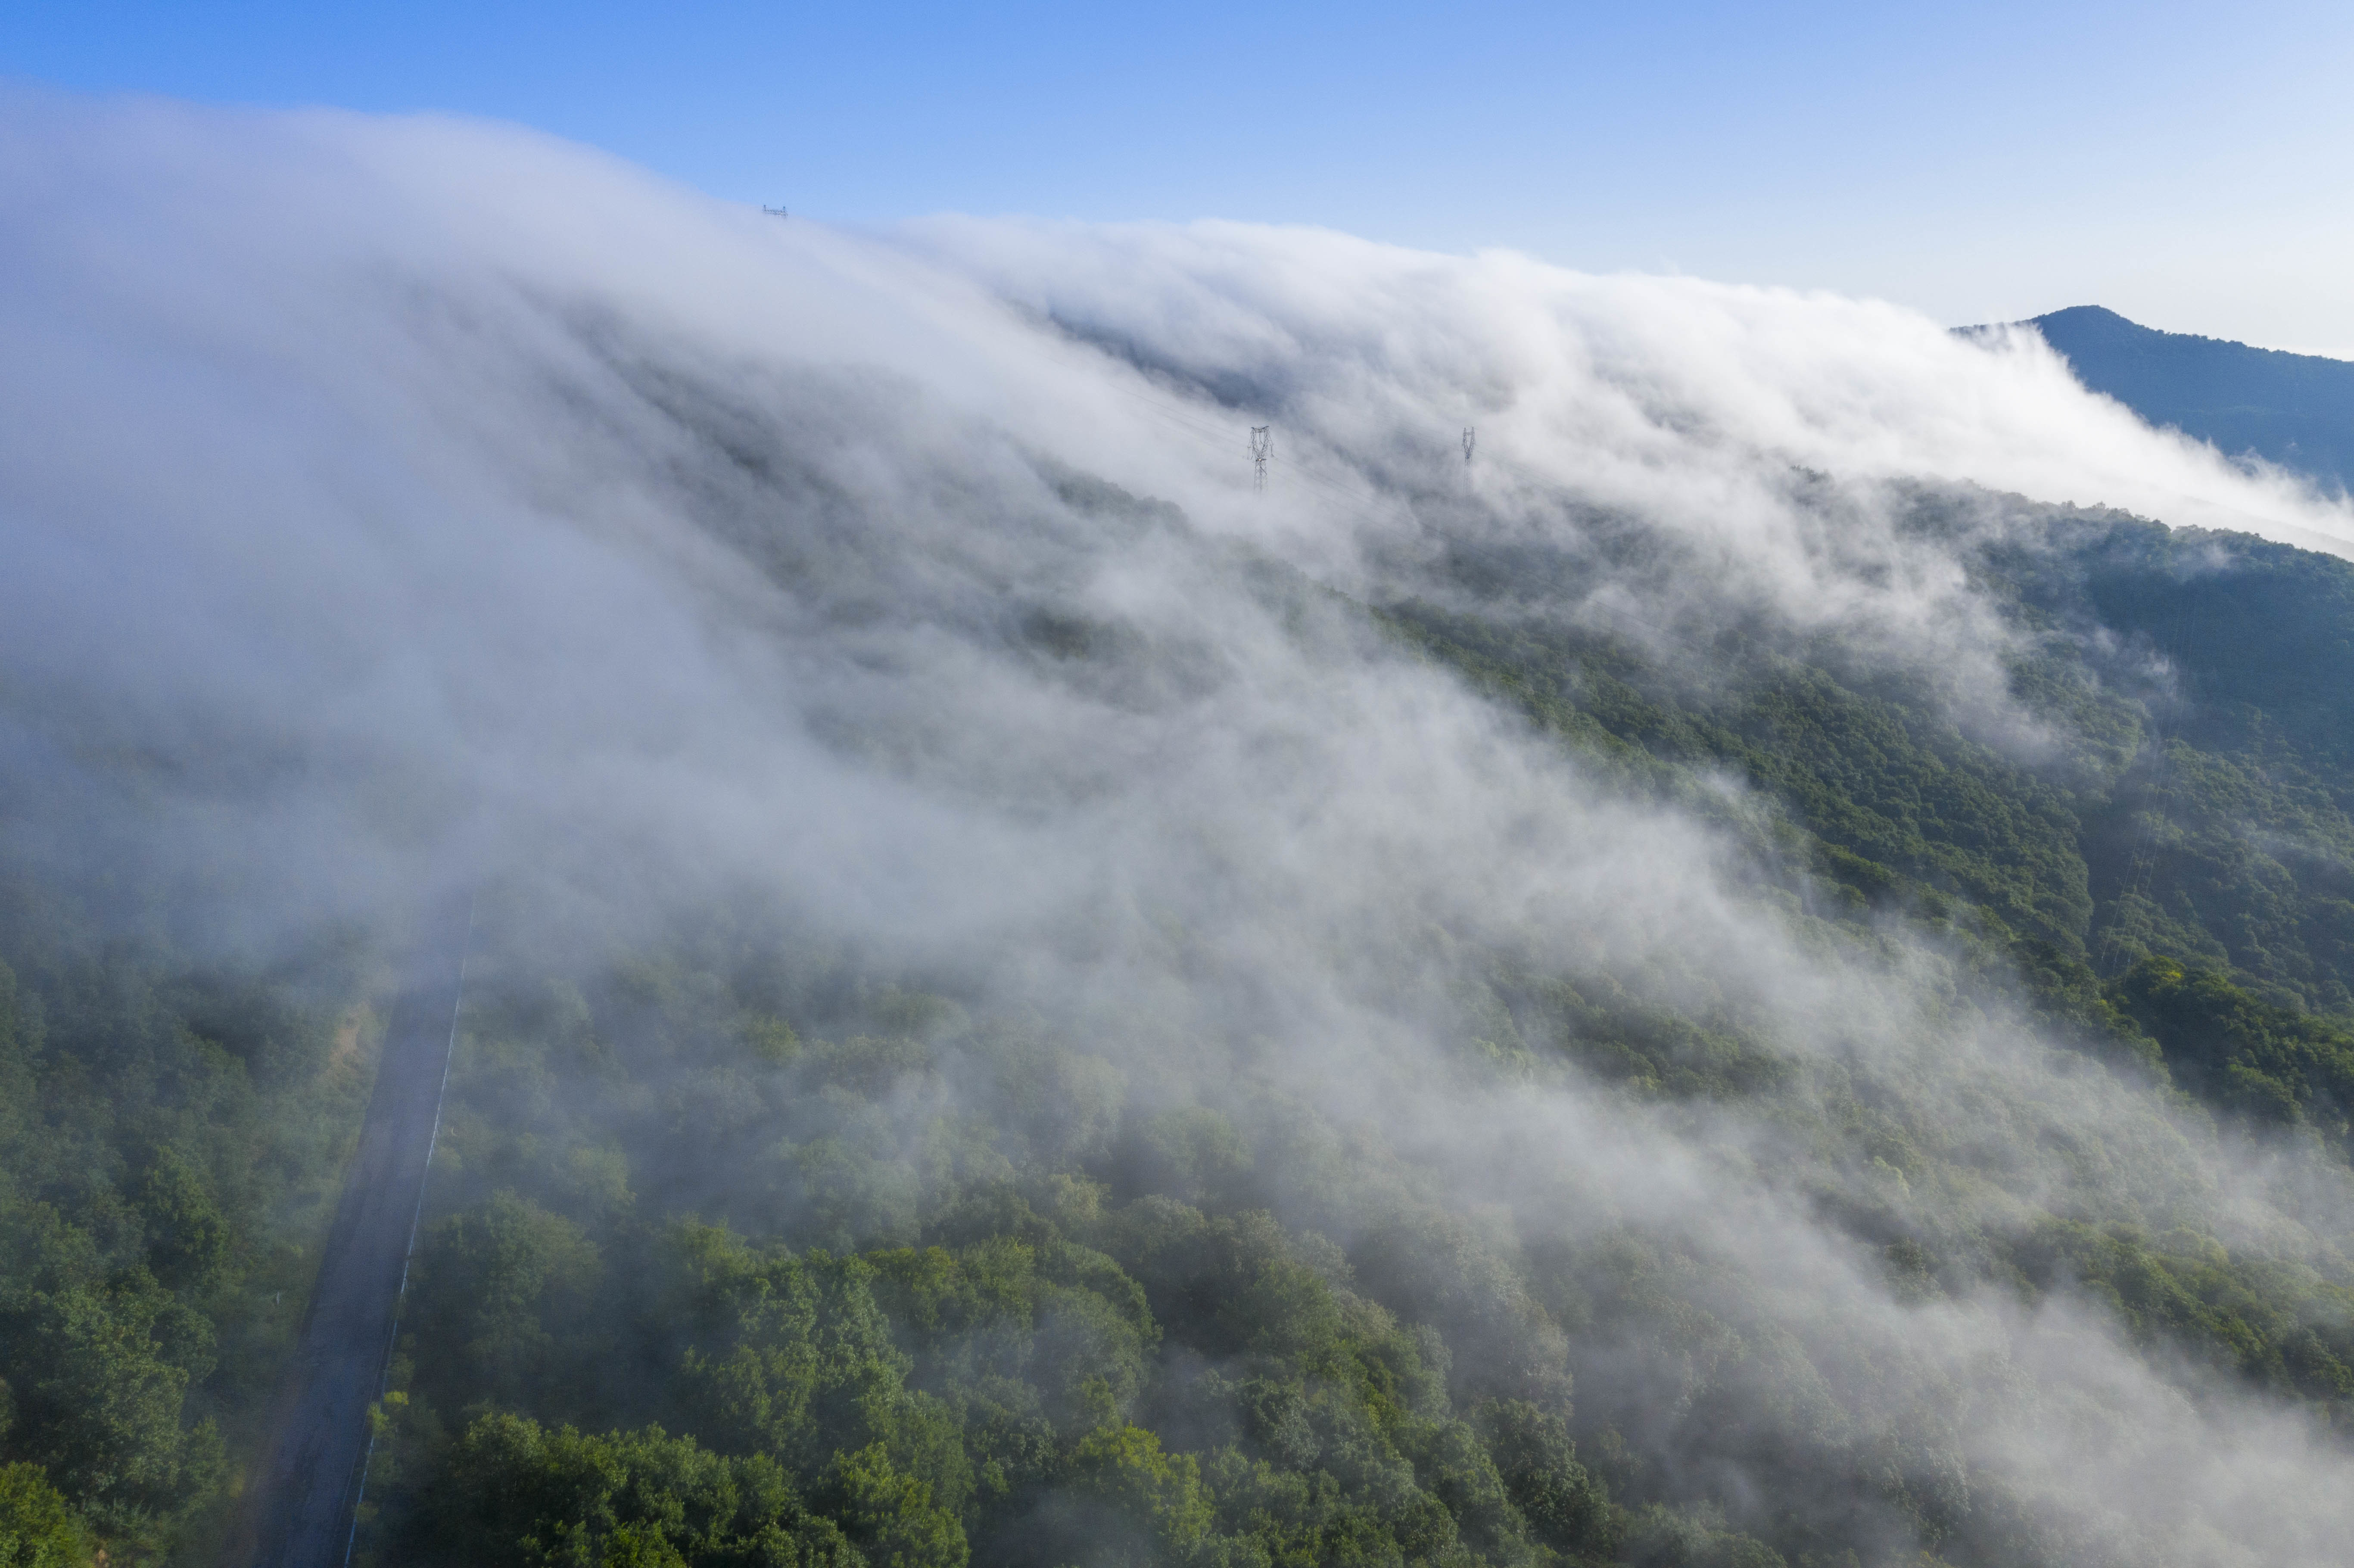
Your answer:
[0,877,377,1562]
[10,479,2354,1568]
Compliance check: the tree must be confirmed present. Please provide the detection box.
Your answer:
[0,1464,90,1568]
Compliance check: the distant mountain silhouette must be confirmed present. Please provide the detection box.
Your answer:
[1985,305,2354,493]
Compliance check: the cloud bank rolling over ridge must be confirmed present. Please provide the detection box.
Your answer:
[6,94,2354,1565]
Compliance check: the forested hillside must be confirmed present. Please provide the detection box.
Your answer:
[1391,495,2354,1058]
[20,490,2354,1566]
[0,867,376,1562]
[13,103,2354,1568]
[326,495,2354,1568]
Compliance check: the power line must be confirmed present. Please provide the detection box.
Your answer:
[1090,375,1257,448]
[1268,451,1418,530]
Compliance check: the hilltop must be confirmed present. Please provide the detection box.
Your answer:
[1994,305,2354,493]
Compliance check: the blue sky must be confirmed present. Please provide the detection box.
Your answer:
[9,1,2354,352]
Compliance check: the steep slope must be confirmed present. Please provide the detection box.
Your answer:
[1387,491,2354,1143]
[2019,306,2354,493]
[11,101,2354,1568]
[1391,494,2354,1012]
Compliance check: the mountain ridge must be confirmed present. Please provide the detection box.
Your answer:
[1975,304,2354,494]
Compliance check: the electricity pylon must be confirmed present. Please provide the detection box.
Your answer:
[1249,426,1272,493]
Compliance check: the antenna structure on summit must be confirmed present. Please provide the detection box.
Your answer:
[1249,426,1273,492]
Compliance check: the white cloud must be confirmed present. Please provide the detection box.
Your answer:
[6,94,2353,1564]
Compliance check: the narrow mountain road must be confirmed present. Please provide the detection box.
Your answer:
[226,893,473,1568]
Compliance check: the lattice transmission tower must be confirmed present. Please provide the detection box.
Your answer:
[1249,426,1273,492]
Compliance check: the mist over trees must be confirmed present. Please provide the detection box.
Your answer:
[7,100,2354,1568]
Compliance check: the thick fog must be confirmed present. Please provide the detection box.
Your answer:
[6,95,2354,1565]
